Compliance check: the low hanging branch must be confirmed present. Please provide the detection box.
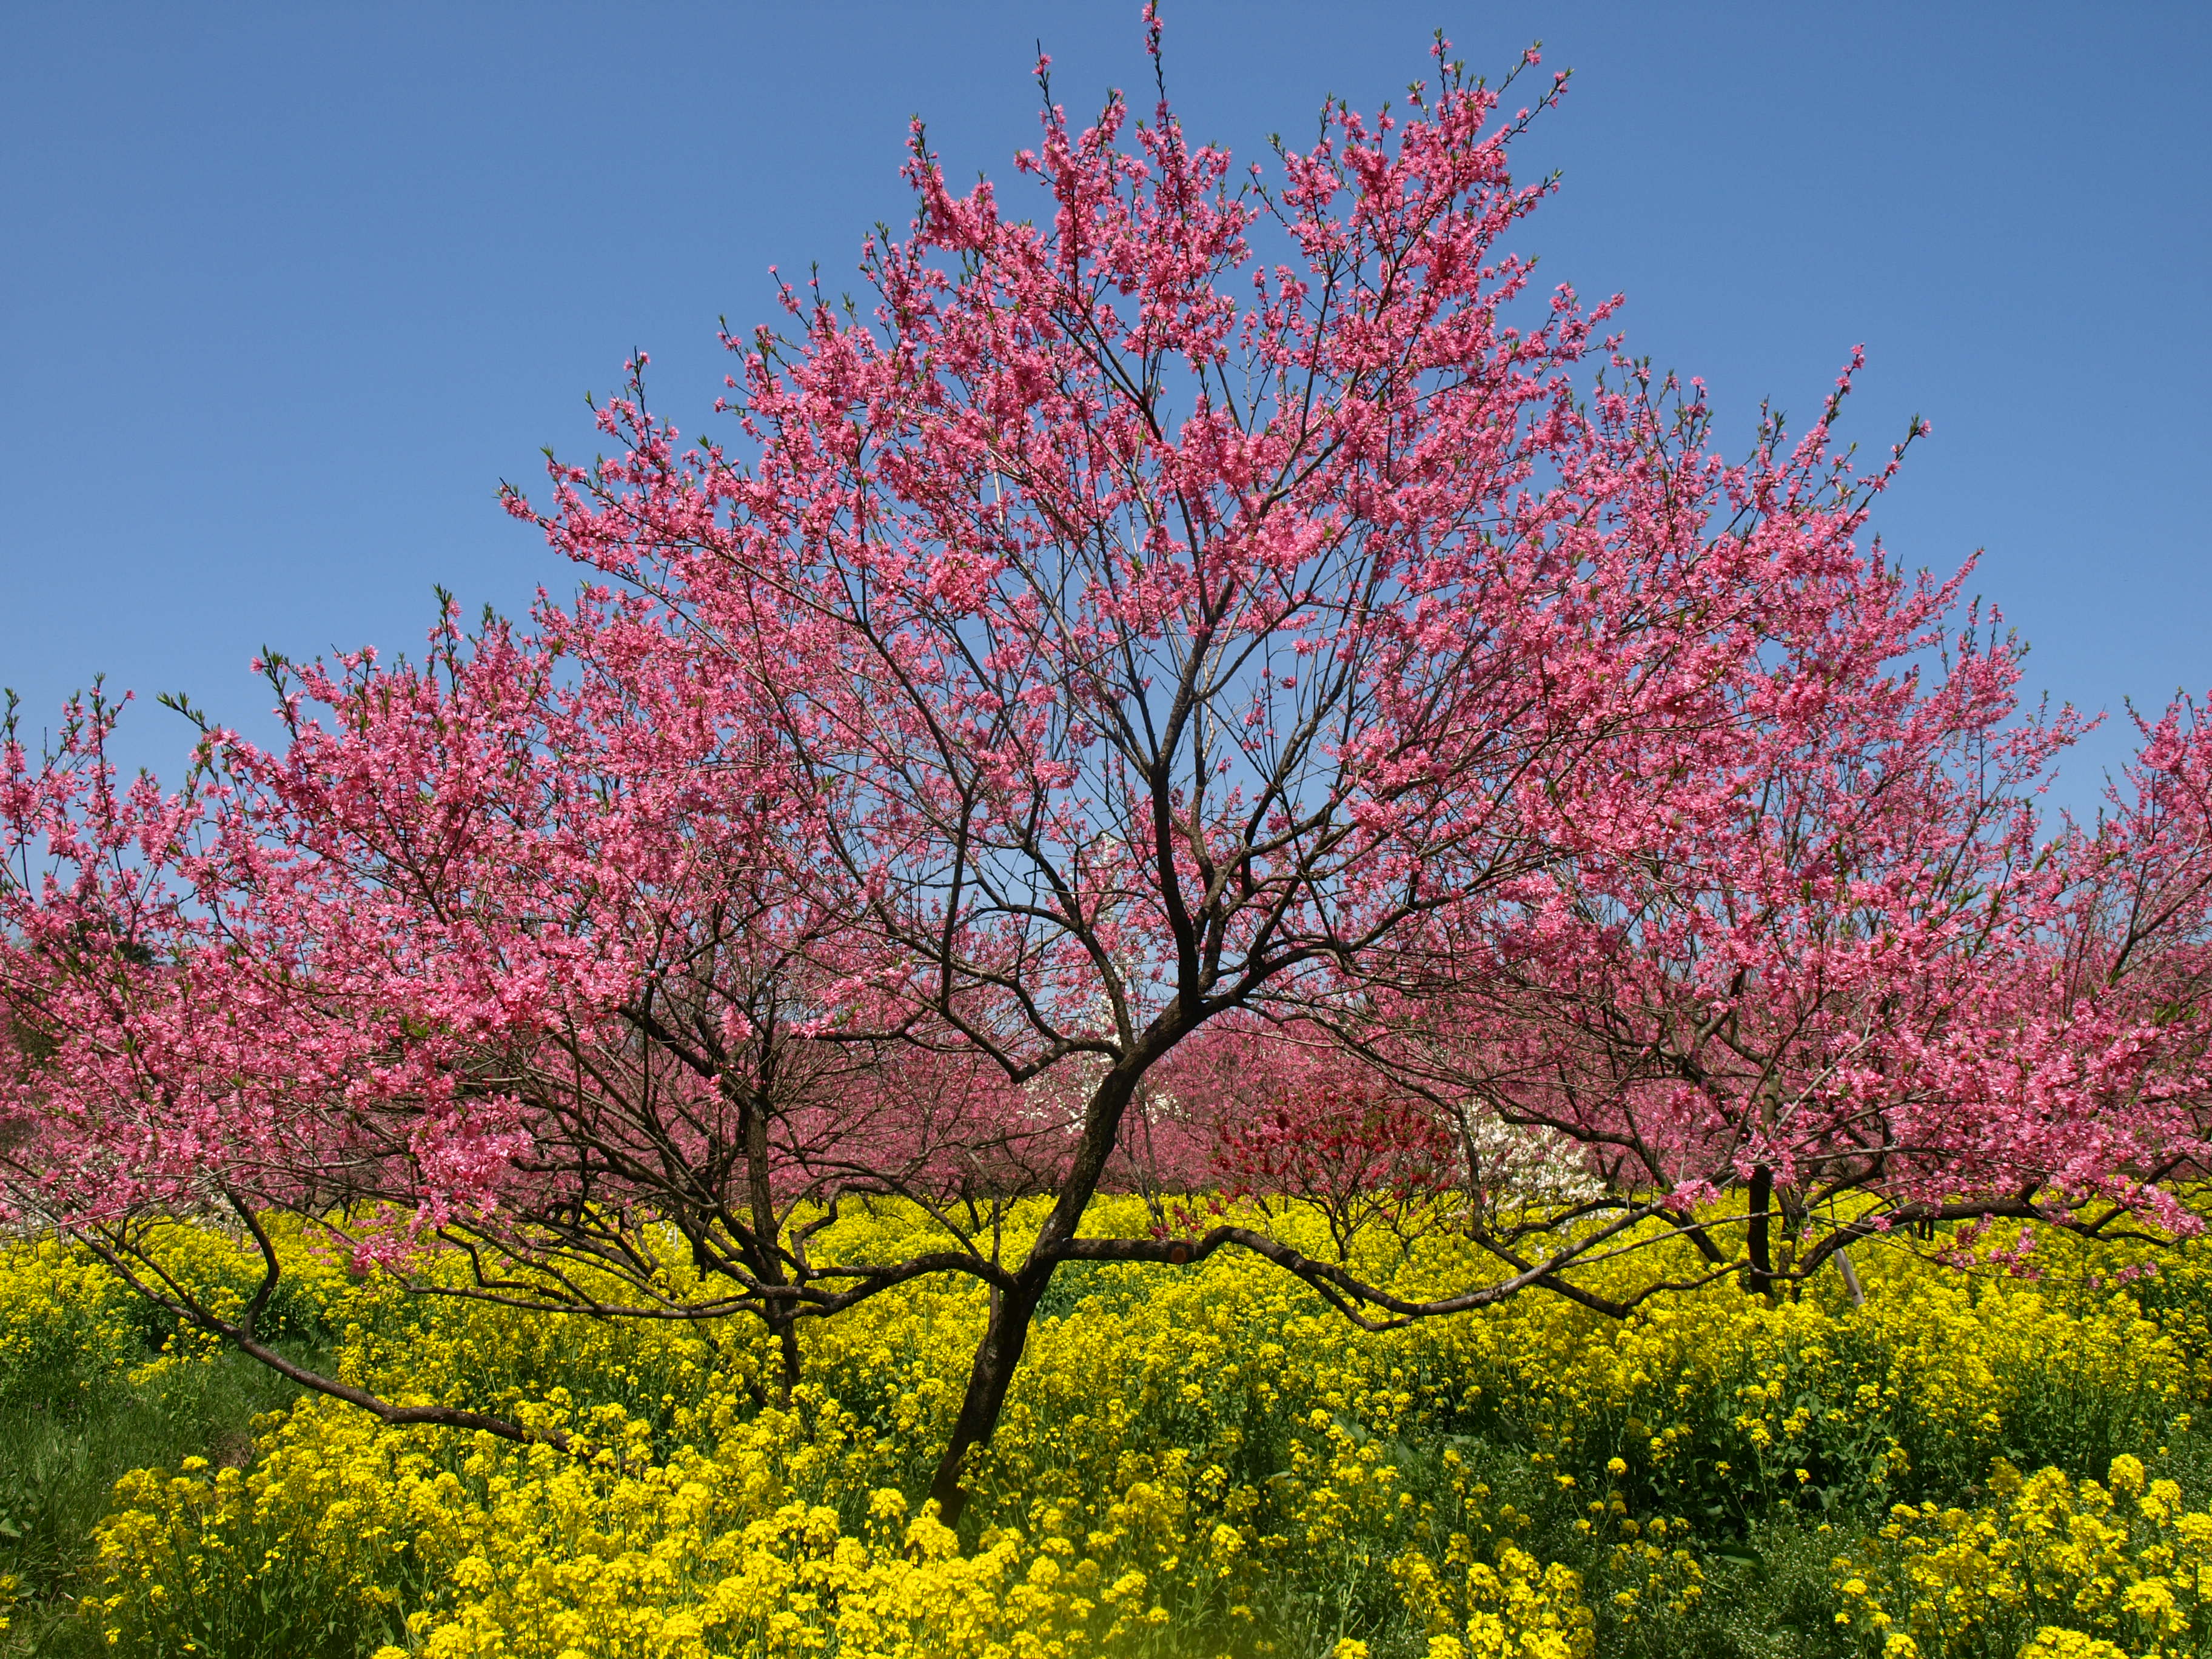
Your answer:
[73,1202,569,1453]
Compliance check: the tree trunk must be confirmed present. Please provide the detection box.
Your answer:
[927,1270,1050,1524]
[737,1079,803,1406]
[1744,1164,1776,1304]
[1775,1187,1805,1302]
[926,1049,1157,1523]
[1834,1245,1866,1307]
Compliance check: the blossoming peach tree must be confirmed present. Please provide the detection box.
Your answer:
[1367,618,2212,1304]
[4,25,2208,1520]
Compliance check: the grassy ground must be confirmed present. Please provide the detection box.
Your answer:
[1,1353,304,1657]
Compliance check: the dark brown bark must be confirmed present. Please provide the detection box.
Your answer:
[1745,1163,1775,1303]
[927,1271,1049,1524]
[79,1218,568,1453]
[926,1051,1157,1523]
[739,1081,803,1405]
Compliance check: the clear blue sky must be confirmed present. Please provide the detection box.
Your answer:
[4,3,2206,811]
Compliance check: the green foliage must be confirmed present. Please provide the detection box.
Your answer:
[1,1352,302,1657]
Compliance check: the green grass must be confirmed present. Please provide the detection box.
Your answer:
[1,1354,305,1658]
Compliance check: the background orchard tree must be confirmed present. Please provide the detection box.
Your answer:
[1369,622,2212,1302]
[0,601,1070,1418]
[7,23,2207,1524]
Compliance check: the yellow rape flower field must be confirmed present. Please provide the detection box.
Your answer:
[8,1202,2212,1658]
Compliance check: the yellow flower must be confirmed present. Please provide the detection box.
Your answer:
[27,1196,2212,1659]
